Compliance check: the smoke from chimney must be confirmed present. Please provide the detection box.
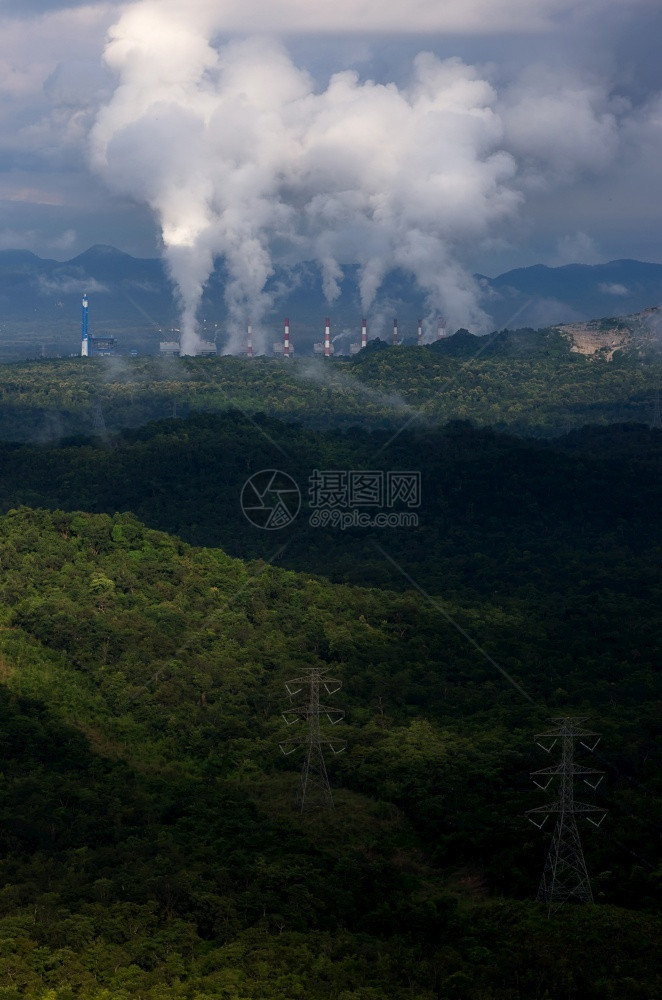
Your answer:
[90,2,624,355]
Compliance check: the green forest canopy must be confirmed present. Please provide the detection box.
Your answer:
[0,333,660,442]
[0,506,658,997]
[0,342,659,998]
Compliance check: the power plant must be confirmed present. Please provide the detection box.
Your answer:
[79,296,452,358]
[273,317,294,357]
[314,317,335,356]
[349,318,368,355]
[159,338,217,356]
[80,293,117,357]
[196,341,218,356]
[81,293,89,356]
[261,315,454,356]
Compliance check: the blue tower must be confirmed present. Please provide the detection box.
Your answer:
[81,293,89,357]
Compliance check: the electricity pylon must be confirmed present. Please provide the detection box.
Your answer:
[279,668,345,811]
[526,717,606,913]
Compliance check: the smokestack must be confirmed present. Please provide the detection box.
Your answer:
[361,317,367,350]
[247,320,253,358]
[81,293,89,357]
[324,317,331,358]
[437,318,447,340]
[417,318,422,346]
[393,318,398,346]
[284,317,290,358]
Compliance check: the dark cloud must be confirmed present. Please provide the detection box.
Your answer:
[0,0,660,295]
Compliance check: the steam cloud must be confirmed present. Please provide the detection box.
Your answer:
[90,1,620,354]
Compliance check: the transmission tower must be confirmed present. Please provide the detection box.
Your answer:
[279,668,345,811]
[526,717,606,913]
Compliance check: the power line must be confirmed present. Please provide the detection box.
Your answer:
[526,717,607,914]
[279,668,345,811]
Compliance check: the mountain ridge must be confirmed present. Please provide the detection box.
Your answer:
[0,245,661,357]
[477,258,662,328]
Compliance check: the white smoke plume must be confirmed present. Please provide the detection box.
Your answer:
[90,1,622,354]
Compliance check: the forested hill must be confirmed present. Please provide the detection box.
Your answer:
[0,506,659,998]
[0,340,660,442]
[0,347,659,996]
[0,411,659,732]
[0,412,660,602]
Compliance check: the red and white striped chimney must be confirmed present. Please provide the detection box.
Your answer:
[361,317,367,350]
[324,317,331,357]
[284,317,290,358]
[417,318,423,346]
[247,320,253,358]
[437,318,446,340]
[393,318,398,346]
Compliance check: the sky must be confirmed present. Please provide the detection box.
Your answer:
[0,0,661,347]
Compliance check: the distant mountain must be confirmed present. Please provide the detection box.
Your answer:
[66,244,165,285]
[0,244,173,331]
[477,259,662,328]
[1,246,661,358]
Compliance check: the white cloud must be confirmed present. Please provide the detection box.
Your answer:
[92,28,529,351]
[51,228,77,250]
[37,274,109,295]
[112,0,578,37]
[0,5,115,99]
[87,0,662,352]
[0,224,77,254]
[599,282,628,295]
[555,231,602,265]
[0,0,661,318]
[500,68,621,188]
[0,227,38,251]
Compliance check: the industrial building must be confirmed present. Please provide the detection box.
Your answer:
[273,318,294,357]
[88,336,118,356]
[80,294,117,356]
[349,318,369,355]
[159,339,217,357]
[313,317,334,356]
[81,293,89,356]
[79,294,450,358]
[197,341,217,357]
